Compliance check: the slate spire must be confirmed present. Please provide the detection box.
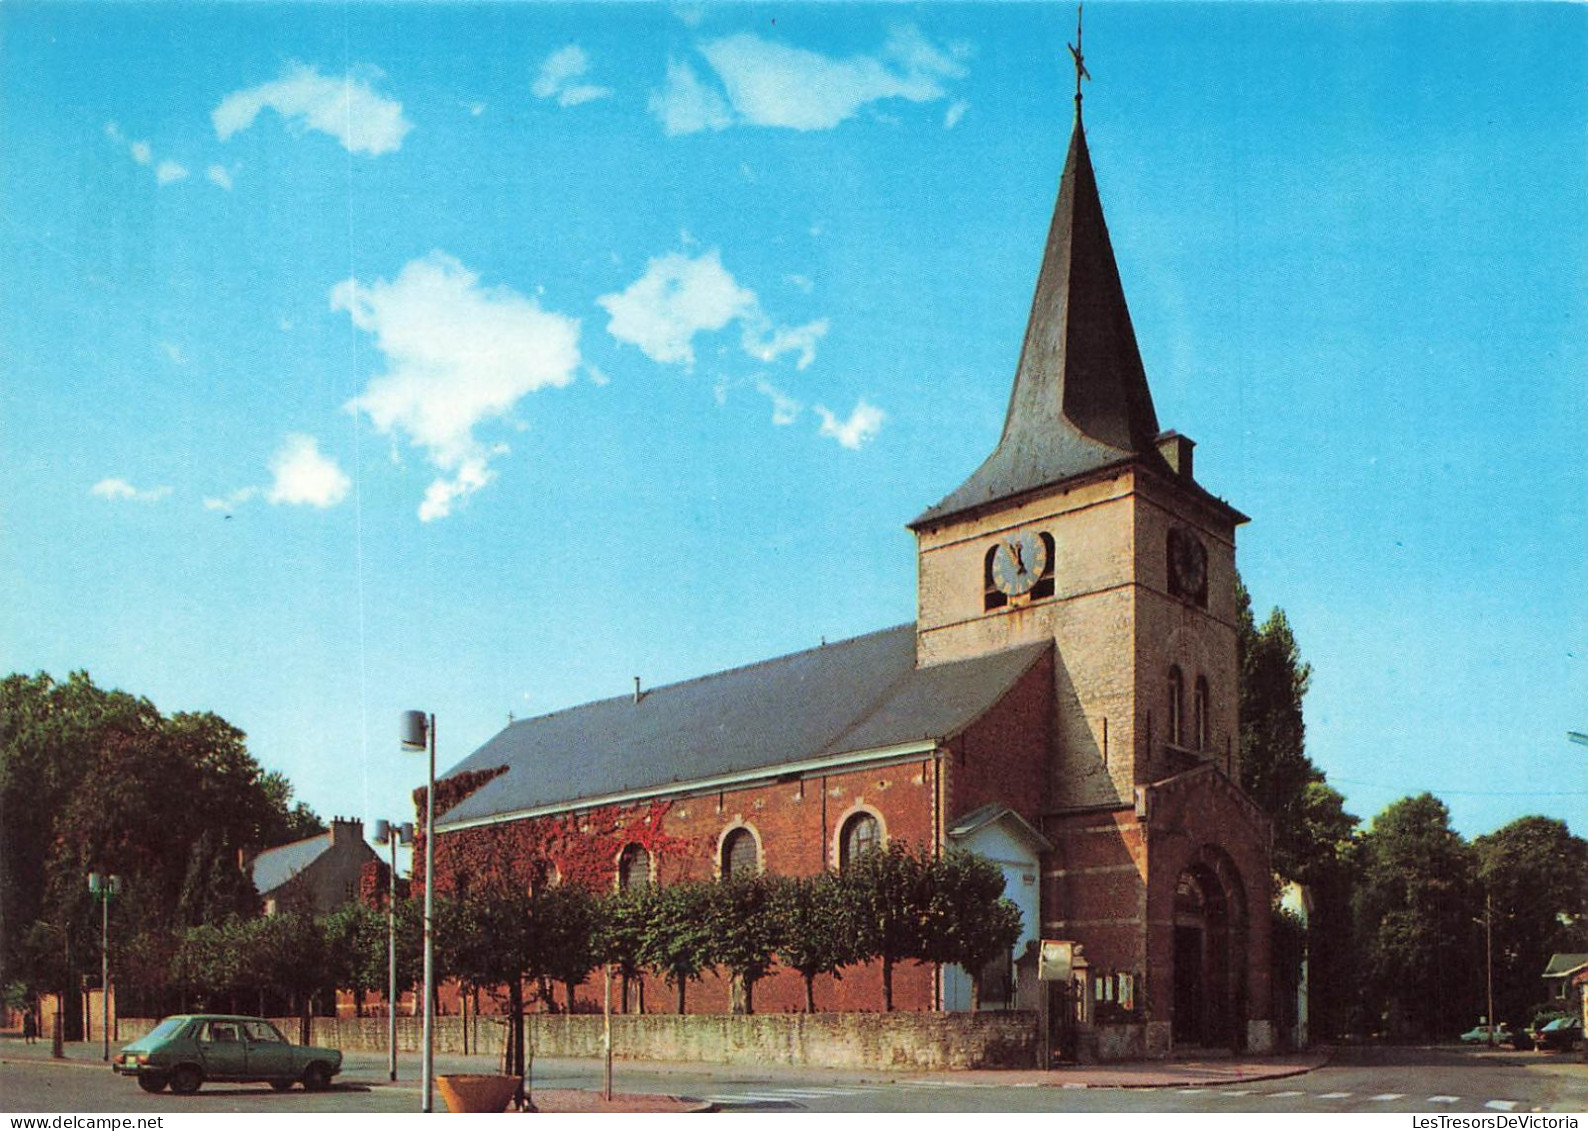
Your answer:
[912,113,1169,528]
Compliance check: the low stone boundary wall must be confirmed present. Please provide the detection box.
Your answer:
[121,1012,1040,1071]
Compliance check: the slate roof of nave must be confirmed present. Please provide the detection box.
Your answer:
[434,624,1050,828]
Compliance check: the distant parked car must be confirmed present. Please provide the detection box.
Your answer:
[112,1014,342,1095]
[1459,1021,1514,1045]
[1532,1016,1583,1052]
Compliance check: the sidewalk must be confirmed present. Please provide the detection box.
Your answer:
[2,1035,1330,1108]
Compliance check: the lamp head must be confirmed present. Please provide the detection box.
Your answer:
[400,710,429,751]
[374,819,391,845]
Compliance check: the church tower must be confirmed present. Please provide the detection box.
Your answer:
[911,57,1273,1054]
[911,109,1246,810]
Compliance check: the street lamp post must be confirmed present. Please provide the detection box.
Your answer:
[86,872,121,1061]
[400,710,436,1114]
[372,818,415,1083]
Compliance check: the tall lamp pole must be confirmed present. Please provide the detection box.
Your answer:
[86,873,121,1061]
[372,819,414,1083]
[1483,891,1495,1047]
[400,711,436,1114]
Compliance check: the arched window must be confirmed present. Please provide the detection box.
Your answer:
[720,827,758,879]
[1031,532,1057,600]
[1193,676,1210,751]
[839,811,881,869]
[617,843,651,890]
[1167,666,1185,747]
[983,546,1009,611]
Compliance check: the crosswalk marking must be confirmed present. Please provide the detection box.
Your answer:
[702,1082,1534,1111]
[706,1085,881,1106]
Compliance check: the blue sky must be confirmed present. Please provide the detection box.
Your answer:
[3,2,1584,855]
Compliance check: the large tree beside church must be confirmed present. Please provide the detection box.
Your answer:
[1233,581,1359,1039]
[1353,793,1480,1039]
[1473,816,1588,1029]
[0,670,323,1022]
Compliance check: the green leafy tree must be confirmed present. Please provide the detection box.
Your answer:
[1353,794,1479,1039]
[593,886,654,1015]
[921,849,1024,1012]
[706,874,781,1014]
[1,671,324,1014]
[324,902,388,1017]
[1474,817,1588,1030]
[1234,582,1363,1040]
[771,873,857,1013]
[171,921,245,1012]
[1288,782,1360,1040]
[639,881,714,1013]
[840,842,932,1012]
[532,883,600,1013]
[1236,584,1320,878]
[436,884,536,1109]
[239,912,329,1040]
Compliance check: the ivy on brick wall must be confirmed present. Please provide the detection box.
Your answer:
[411,777,698,897]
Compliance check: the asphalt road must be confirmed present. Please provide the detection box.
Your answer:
[3,1042,1584,1114]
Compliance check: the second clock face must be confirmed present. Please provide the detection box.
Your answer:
[991,530,1049,596]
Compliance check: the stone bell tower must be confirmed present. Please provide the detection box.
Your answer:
[909,53,1273,1053]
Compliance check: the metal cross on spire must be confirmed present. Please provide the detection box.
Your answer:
[1068,4,1091,115]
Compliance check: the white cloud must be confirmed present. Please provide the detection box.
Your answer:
[213,64,411,157]
[598,248,756,367]
[756,379,802,426]
[155,160,189,185]
[91,478,171,503]
[206,164,235,190]
[105,122,190,187]
[338,251,582,521]
[743,317,828,371]
[266,434,350,508]
[815,399,885,449]
[203,487,259,512]
[649,58,732,136]
[159,341,188,365]
[672,24,967,134]
[944,100,968,129]
[532,45,612,108]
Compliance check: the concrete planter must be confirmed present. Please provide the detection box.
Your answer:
[436,1074,521,1113]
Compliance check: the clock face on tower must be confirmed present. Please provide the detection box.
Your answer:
[1167,526,1209,607]
[991,530,1050,597]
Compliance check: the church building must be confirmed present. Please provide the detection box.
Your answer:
[425,83,1273,1058]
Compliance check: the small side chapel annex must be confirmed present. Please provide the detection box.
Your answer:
[423,82,1274,1058]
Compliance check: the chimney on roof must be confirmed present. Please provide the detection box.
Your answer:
[633,676,643,704]
[329,816,362,845]
[1155,431,1195,480]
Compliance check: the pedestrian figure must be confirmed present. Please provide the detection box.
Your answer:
[23,1008,38,1044]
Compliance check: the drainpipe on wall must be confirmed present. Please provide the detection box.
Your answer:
[933,747,944,1011]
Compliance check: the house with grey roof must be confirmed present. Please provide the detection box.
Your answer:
[249,816,379,917]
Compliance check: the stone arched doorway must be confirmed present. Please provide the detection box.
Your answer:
[1171,846,1249,1048]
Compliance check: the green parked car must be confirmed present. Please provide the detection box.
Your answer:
[112,1014,342,1095]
